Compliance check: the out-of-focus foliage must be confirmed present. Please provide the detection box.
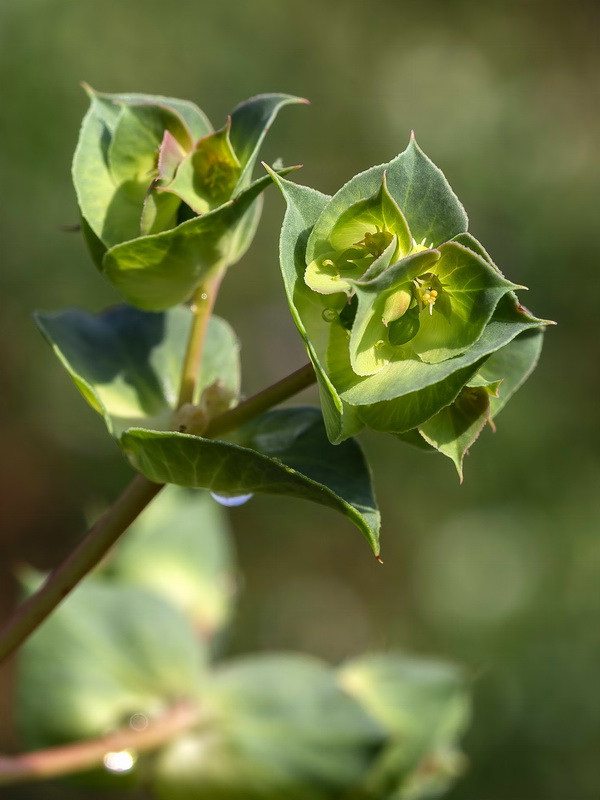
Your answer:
[1,1,598,799]
[16,488,469,799]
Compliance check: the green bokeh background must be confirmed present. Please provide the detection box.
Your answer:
[1,1,598,798]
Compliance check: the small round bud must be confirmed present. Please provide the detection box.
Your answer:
[381,288,412,325]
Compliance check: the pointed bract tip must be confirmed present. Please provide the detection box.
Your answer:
[375,554,384,565]
[410,129,416,140]
[262,160,303,176]
[80,81,95,98]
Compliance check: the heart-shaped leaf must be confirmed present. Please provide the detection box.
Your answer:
[152,654,384,800]
[121,407,380,553]
[34,306,240,437]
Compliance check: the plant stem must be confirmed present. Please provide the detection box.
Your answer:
[178,271,224,407]
[0,700,199,785]
[0,475,163,665]
[205,361,316,438]
[0,363,316,665]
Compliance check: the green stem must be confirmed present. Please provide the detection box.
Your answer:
[0,475,162,665]
[0,699,199,785]
[205,361,316,438]
[178,270,224,408]
[0,363,316,665]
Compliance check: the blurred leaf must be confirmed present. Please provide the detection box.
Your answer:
[16,579,206,748]
[152,654,384,800]
[34,307,240,436]
[107,486,237,638]
[419,384,497,480]
[103,168,297,310]
[339,654,470,800]
[122,407,381,553]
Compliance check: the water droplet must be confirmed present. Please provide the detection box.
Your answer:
[104,750,137,773]
[129,713,148,731]
[211,492,254,507]
[321,308,338,323]
[200,292,208,300]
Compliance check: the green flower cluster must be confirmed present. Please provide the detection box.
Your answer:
[73,87,304,310]
[270,138,550,476]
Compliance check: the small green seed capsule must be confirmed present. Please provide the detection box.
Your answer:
[388,307,421,345]
[381,288,412,325]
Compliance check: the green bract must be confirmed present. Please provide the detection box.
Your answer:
[73,87,306,309]
[268,137,551,476]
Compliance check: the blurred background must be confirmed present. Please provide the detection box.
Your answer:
[1,1,599,798]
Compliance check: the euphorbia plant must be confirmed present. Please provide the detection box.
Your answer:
[0,86,551,798]
[267,139,548,476]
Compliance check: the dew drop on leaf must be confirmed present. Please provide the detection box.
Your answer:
[210,492,254,507]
